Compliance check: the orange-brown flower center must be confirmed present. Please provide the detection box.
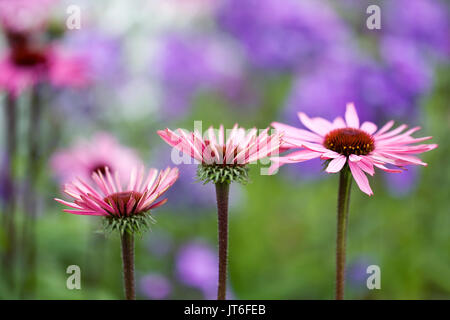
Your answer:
[104,191,143,217]
[324,128,374,156]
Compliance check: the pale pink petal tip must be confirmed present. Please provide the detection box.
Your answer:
[345,102,360,128]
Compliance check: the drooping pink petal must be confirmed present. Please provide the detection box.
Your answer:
[148,198,168,210]
[62,209,107,216]
[159,125,282,166]
[55,167,178,217]
[372,163,403,173]
[357,157,375,176]
[349,161,373,196]
[326,156,347,173]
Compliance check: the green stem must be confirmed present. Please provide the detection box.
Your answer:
[336,166,352,300]
[215,182,230,300]
[120,231,135,300]
[3,93,17,285]
[21,85,42,298]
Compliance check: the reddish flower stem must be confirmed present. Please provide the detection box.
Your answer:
[215,182,230,300]
[120,231,135,300]
[336,166,352,300]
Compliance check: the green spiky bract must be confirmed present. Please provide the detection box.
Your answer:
[197,164,249,185]
[103,212,156,236]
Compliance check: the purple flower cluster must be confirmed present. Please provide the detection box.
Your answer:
[216,0,348,71]
[62,29,125,85]
[175,241,218,299]
[384,0,450,58]
[154,34,245,119]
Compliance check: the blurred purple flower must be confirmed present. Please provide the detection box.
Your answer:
[283,46,378,125]
[216,0,349,71]
[140,273,172,299]
[176,241,217,294]
[154,34,245,119]
[61,29,125,85]
[175,240,235,299]
[283,36,433,124]
[347,256,376,290]
[384,0,450,57]
[384,166,419,198]
[380,36,433,98]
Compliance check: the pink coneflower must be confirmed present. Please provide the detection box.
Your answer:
[158,124,282,300]
[55,166,179,300]
[0,0,56,33]
[0,47,47,97]
[271,102,437,196]
[0,46,90,97]
[55,166,179,219]
[158,124,282,169]
[50,132,144,184]
[46,46,91,89]
[270,102,437,300]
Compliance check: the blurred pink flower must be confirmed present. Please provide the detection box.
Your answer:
[158,124,282,166]
[46,46,91,88]
[0,0,56,33]
[50,132,144,184]
[271,103,437,195]
[0,45,90,96]
[55,166,179,217]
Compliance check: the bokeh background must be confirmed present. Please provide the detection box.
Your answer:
[0,0,449,299]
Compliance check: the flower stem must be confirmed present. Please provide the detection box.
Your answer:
[215,182,230,300]
[336,166,352,300]
[21,85,42,298]
[2,93,17,284]
[120,231,135,300]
